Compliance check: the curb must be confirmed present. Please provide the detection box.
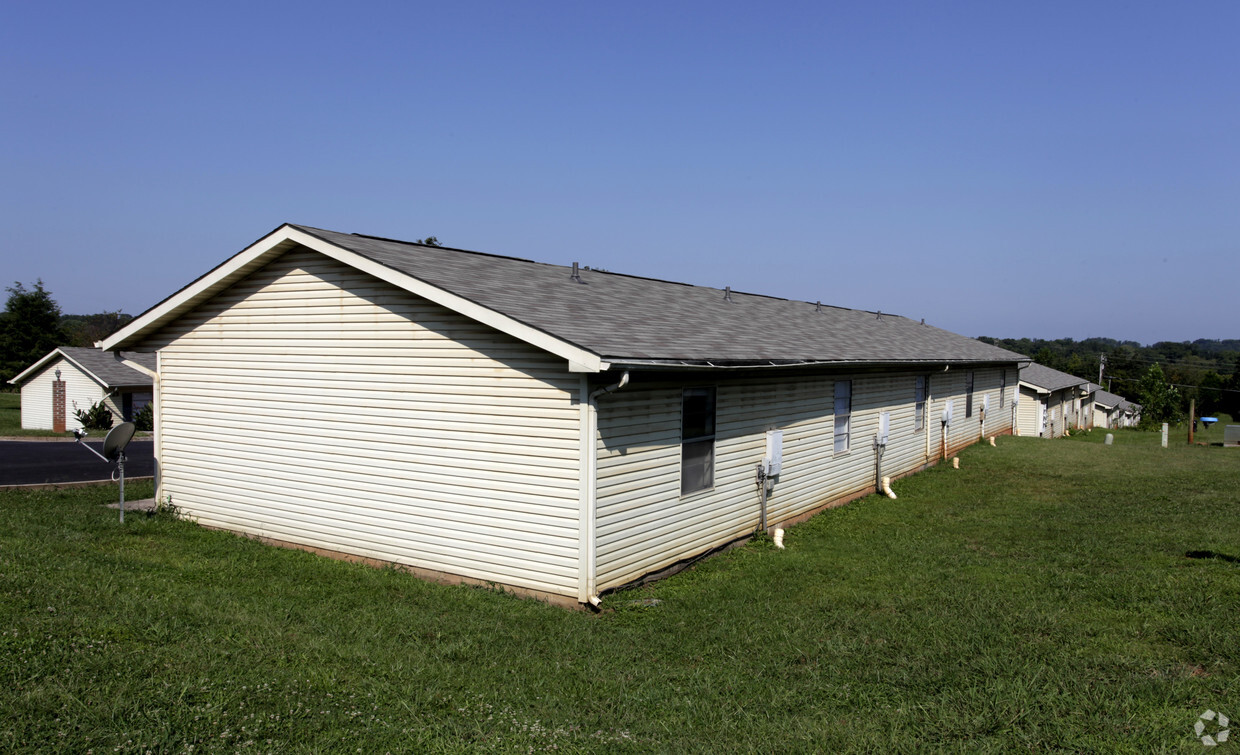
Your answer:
[0,477,154,492]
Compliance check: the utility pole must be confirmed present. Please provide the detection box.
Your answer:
[1098,354,1106,386]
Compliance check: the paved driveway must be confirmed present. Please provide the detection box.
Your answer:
[0,440,154,486]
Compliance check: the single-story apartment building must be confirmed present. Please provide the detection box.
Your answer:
[1089,388,1142,429]
[101,223,1027,607]
[8,346,155,432]
[1017,363,1089,438]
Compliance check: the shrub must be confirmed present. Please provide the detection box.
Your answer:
[133,402,153,431]
[73,400,113,430]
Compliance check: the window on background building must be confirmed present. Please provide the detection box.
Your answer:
[681,387,716,495]
[834,380,852,454]
[965,371,975,418]
[915,376,927,432]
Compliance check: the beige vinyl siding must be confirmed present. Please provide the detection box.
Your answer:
[102,393,124,423]
[18,357,107,431]
[932,367,1012,454]
[1017,386,1043,437]
[140,248,583,598]
[594,368,1010,590]
[1046,392,1064,438]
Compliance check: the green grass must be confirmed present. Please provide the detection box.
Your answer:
[2,437,1239,752]
[0,391,67,437]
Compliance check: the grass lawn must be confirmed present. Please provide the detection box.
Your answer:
[2,434,1238,752]
[0,391,66,437]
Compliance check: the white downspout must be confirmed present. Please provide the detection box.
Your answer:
[581,370,629,608]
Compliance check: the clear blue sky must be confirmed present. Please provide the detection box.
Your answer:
[3,1,1237,345]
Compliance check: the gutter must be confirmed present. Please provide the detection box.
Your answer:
[606,357,1028,371]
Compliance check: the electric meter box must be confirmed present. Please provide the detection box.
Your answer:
[764,430,783,476]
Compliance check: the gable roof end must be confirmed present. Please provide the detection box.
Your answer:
[100,225,607,372]
[8,347,155,388]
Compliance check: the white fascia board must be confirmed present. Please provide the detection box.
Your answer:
[118,358,158,378]
[1018,380,1051,396]
[287,230,603,372]
[58,354,111,389]
[101,226,604,373]
[99,226,296,351]
[7,348,63,385]
[8,348,108,389]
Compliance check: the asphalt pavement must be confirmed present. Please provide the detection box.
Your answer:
[0,439,154,486]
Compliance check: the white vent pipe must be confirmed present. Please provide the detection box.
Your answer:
[773,528,785,549]
[881,476,897,499]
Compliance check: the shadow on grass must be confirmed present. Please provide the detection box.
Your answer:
[1185,550,1240,564]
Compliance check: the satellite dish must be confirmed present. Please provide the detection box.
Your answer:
[102,422,136,462]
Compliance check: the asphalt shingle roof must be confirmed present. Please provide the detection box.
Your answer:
[59,347,154,387]
[1092,389,1127,408]
[293,225,1027,367]
[1020,362,1088,393]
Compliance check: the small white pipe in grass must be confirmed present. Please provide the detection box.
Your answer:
[773,528,785,549]
[588,595,602,608]
[881,476,897,499]
[989,436,996,447]
[952,457,959,469]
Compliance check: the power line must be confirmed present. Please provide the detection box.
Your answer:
[1106,376,1240,394]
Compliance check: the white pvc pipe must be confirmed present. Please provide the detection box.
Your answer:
[952,457,959,469]
[881,476,897,499]
[773,528,785,549]
[989,436,996,447]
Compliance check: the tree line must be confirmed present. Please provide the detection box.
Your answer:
[977,335,1240,423]
[4,279,1237,424]
[0,280,133,385]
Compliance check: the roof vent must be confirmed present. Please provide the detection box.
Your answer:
[724,286,732,302]
[570,262,582,284]
[815,300,822,313]
[876,310,882,319]
[921,318,925,325]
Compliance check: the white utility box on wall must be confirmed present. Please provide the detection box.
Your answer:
[764,429,783,476]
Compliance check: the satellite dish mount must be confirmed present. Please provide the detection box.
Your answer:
[73,422,137,523]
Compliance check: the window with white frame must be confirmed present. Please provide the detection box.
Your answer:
[681,387,716,495]
[965,371,975,418]
[915,375,927,432]
[834,380,851,454]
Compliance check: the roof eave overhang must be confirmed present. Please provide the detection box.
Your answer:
[7,348,64,385]
[100,224,606,373]
[607,357,1027,372]
[7,348,110,389]
[1018,380,1052,395]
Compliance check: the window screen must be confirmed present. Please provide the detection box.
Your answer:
[915,376,927,432]
[681,387,716,495]
[834,380,851,454]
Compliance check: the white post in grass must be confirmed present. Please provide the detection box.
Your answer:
[1161,423,1169,448]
